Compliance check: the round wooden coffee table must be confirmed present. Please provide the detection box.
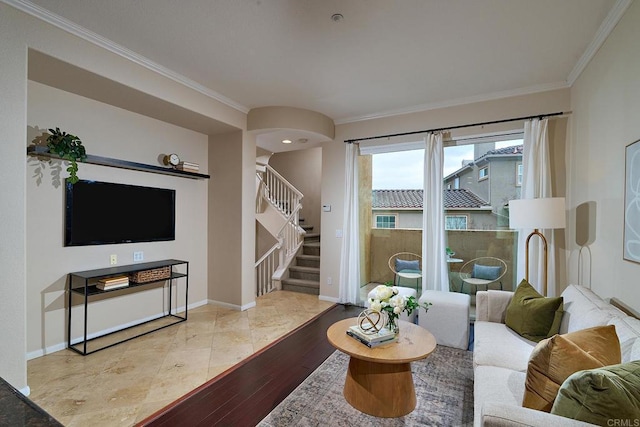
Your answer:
[326,317,436,418]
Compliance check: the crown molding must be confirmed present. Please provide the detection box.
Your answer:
[335,81,569,125]
[2,0,250,114]
[567,0,632,85]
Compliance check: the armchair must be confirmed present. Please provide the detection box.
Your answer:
[388,252,422,291]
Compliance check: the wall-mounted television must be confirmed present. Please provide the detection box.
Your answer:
[65,180,176,246]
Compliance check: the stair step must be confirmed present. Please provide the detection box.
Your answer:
[297,254,320,260]
[303,232,320,243]
[289,265,320,281]
[281,278,320,295]
[301,224,313,231]
[296,254,320,268]
[289,265,319,273]
[303,241,320,256]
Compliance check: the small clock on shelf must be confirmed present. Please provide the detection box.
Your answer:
[162,153,180,168]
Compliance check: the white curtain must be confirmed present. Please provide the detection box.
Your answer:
[519,118,557,295]
[422,133,449,292]
[339,143,361,304]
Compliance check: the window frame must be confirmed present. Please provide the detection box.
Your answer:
[445,214,468,230]
[478,166,489,181]
[374,214,398,229]
[516,162,523,186]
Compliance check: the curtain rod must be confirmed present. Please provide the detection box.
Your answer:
[343,111,569,144]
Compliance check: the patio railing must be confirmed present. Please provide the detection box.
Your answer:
[368,228,518,292]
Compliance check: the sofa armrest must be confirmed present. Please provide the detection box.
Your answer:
[475,290,514,323]
[482,403,596,427]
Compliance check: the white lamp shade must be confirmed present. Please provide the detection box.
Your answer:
[509,197,566,230]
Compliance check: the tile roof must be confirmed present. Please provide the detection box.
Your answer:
[478,144,523,159]
[445,144,522,180]
[444,189,489,208]
[372,189,489,209]
[372,189,423,209]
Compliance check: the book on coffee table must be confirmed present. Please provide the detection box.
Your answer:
[346,330,398,348]
[348,325,395,343]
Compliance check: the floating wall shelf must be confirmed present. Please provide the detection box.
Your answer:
[27,145,210,180]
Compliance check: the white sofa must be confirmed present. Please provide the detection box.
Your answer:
[474,284,640,427]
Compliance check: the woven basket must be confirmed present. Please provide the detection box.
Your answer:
[129,266,171,283]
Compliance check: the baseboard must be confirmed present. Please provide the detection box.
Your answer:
[319,295,339,303]
[27,299,209,360]
[207,299,256,311]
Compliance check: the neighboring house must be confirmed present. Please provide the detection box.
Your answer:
[372,189,492,230]
[444,144,523,229]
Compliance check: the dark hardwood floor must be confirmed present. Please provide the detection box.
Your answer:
[137,303,362,427]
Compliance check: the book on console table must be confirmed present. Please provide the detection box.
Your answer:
[97,282,129,291]
[97,276,129,290]
[99,276,129,285]
[348,324,395,343]
[346,330,398,348]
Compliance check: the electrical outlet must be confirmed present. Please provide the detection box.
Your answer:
[110,254,117,265]
[133,251,144,262]
[327,276,332,285]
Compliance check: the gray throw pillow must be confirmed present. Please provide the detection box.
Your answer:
[395,258,420,272]
[472,264,501,280]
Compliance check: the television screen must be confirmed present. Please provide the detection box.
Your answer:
[65,180,176,246]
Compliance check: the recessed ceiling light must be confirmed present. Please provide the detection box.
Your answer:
[331,13,344,22]
[282,139,292,144]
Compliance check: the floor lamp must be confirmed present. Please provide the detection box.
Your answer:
[509,197,566,296]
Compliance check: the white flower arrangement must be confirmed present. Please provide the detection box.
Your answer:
[368,283,431,331]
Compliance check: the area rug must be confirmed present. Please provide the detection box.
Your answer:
[258,345,474,426]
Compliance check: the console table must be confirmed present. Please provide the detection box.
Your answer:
[67,259,188,355]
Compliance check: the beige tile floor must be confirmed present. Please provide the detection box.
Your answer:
[27,290,334,427]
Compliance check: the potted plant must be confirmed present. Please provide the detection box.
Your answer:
[46,127,87,184]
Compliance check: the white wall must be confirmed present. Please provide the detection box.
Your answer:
[0,3,248,391]
[26,81,210,357]
[567,1,640,310]
[0,2,29,392]
[208,130,256,310]
[269,147,323,233]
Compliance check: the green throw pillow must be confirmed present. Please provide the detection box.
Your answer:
[551,361,640,424]
[505,279,563,342]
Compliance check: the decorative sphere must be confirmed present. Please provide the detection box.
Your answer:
[357,308,388,335]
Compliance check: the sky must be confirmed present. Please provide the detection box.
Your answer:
[372,139,522,189]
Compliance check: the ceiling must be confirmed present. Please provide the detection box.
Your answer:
[13,0,623,150]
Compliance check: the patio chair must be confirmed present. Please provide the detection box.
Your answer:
[388,252,422,291]
[458,256,507,294]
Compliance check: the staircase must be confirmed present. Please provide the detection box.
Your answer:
[255,164,320,296]
[282,225,320,295]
